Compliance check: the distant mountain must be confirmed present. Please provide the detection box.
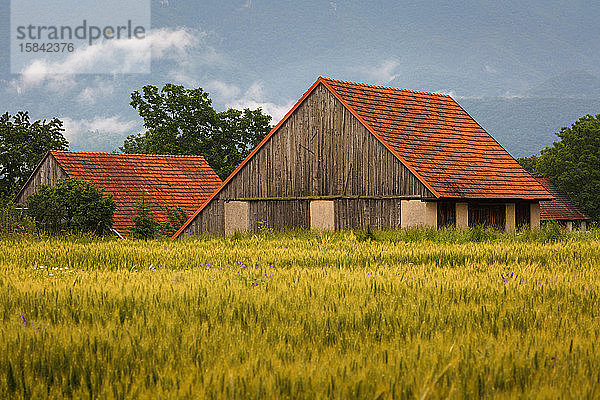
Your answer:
[458,97,600,158]
[527,71,600,98]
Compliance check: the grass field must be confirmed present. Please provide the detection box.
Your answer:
[1,228,600,399]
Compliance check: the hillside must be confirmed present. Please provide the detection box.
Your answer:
[457,97,600,158]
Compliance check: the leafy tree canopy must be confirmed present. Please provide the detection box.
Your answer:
[27,178,116,235]
[518,114,600,222]
[0,112,68,202]
[120,84,272,179]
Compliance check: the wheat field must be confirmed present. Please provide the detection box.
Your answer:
[1,229,599,399]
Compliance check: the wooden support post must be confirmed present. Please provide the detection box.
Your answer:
[505,203,516,232]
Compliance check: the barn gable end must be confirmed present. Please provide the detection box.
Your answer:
[14,153,67,204]
[177,83,434,236]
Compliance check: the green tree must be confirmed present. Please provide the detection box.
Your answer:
[120,84,272,179]
[27,178,115,234]
[132,198,158,240]
[0,112,68,201]
[520,114,600,222]
[516,154,539,175]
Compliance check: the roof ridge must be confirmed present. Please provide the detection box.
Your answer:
[51,150,207,158]
[320,76,452,97]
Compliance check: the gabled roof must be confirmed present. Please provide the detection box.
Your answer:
[320,77,550,199]
[174,77,552,238]
[49,151,221,235]
[536,177,589,221]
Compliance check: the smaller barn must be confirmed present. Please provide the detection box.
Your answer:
[15,151,222,236]
[536,177,590,230]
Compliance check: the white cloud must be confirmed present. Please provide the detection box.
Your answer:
[359,59,400,84]
[61,116,139,142]
[500,90,525,99]
[199,80,293,123]
[224,82,294,123]
[11,28,203,92]
[205,80,242,100]
[76,79,115,104]
[484,64,498,74]
[433,89,456,98]
[168,71,200,88]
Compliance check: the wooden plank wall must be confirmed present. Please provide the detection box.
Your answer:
[437,201,456,228]
[181,199,224,236]
[249,200,310,232]
[334,199,402,230]
[516,202,531,228]
[181,83,434,236]
[14,154,67,204]
[468,203,506,229]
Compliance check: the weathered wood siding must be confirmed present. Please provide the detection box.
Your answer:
[181,83,434,236]
[437,201,456,228]
[334,199,403,230]
[249,200,310,232]
[14,154,67,204]
[468,203,506,229]
[516,202,531,228]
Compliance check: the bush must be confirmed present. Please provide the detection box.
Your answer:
[27,179,115,235]
[356,225,377,242]
[541,221,564,243]
[132,198,159,240]
[467,225,497,242]
[157,206,188,236]
[0,203,36,236]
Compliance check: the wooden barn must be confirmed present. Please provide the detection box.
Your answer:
[536,177,590,230]
[15,151,221,236]
[173,77,553,238]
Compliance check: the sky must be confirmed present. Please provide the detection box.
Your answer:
[1,0,599,154]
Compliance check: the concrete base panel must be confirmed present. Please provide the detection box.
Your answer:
[456,203,468,229]
[224,201,249,235]
[310,200,335,231]
[401,200,437,228]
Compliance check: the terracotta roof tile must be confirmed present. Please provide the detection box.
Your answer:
[321,77,551,200]
[536,177,589,221]
[50,151,222,236]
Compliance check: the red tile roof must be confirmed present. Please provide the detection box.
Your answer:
[320,77,551,200]
[536,177,589,221]
[50,151,221,235]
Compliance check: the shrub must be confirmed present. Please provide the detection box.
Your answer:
[0,202,36,236]
[541,221,564,243]
[132,198,159,240]
[26,179,115,235]
[157,206,188,236]
[467,225,497,242]
[356,225,377,242]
